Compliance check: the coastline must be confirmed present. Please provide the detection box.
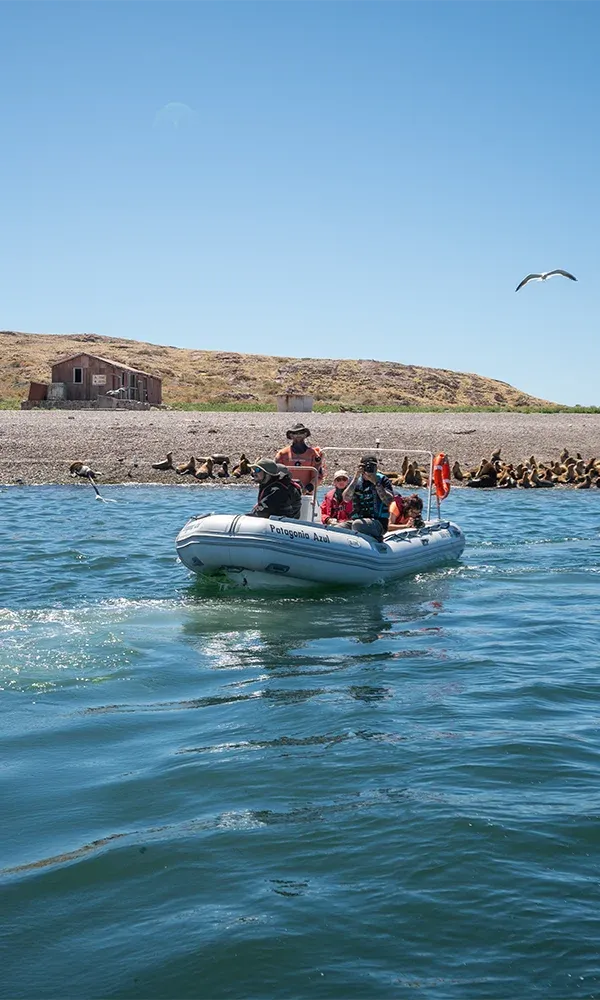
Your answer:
[2,409,600,486]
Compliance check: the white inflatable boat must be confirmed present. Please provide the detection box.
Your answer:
[175,512,466,590]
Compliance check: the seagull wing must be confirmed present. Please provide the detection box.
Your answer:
[515,274,541,292]
[545,269,577,282]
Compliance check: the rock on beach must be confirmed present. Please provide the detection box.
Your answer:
[1,410,600,486]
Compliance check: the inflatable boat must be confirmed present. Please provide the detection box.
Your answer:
[175,512,466,590]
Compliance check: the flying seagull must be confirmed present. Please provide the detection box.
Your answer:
[515,269,577,292]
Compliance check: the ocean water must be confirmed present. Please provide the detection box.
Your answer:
[1,484,600,1000]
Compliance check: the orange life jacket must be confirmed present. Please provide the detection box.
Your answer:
[275,444,324,489]
[389,496,410,525]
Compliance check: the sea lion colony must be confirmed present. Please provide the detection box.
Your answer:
[67,448,600,489]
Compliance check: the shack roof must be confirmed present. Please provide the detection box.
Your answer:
[51,352,158,378]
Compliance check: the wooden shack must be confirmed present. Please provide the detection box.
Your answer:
[50,353,162,404]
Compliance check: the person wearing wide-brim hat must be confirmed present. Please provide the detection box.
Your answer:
[276,423,324,494]
[247,457,301,520]
[285,422,311,440]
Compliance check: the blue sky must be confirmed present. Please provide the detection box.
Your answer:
[1,1,598,405]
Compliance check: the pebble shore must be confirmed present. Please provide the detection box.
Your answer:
[1,410,600,486]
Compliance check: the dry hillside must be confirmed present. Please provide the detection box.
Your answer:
[0,330,555,408]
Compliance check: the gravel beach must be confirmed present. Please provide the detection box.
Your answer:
[1,409,600,486]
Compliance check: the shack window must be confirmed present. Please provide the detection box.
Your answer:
[73,367,83,384]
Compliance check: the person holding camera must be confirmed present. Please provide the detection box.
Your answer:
[343,454,395,540]
[387,492,425,531]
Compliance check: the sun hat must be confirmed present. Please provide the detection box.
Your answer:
[286,422,311,439]
[334,469,349,480]
[252,458,280,477]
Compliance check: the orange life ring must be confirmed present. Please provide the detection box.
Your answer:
[433,452,451,500]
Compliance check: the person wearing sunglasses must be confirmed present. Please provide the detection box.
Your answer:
[320,470,353,526]
[247,458,302,520]
[275,423,324,494]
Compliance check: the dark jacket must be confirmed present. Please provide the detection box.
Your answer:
[249,476,302,519]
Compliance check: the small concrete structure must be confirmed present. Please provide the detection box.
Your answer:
[276,393,313,413]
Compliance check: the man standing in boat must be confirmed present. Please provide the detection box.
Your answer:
[248,459,302,519]
[275,423,324,494]
[343,454,394,540]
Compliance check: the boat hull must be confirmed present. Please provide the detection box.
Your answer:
[176,514,465,590]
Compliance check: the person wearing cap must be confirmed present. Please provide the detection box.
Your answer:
[342,454,394,540]
[247,458,302,520]
[320,470,353,526]
[275,422,324,494]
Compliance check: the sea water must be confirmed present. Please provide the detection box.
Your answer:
[1,485,599,999]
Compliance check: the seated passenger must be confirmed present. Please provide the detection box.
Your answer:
[248,458,301,519]
[387,493,425,531]
[343,454,395,541]
[275,423,324,494]
[320,470,353,525]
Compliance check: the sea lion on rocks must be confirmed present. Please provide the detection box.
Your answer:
[467,460,497,488]
[531,471,554,488]
[195,458,214,481]
[518,470,532,488]
[176,457,196,476]
[232,454,252,477]
[152,452,173,471]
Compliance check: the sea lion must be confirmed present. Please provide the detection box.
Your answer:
[195,458,214,481]
[531,471,554,488]
[176,457,196,476]
[152,452,173,471]
[232,454,252,477]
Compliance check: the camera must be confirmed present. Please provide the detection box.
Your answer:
[362,461,377,473]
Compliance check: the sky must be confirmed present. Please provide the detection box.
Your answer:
[1,1,598,406]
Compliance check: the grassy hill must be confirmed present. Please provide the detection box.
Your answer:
[0,330,557,410]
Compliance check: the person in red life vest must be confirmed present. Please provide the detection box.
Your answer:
[320,470,353,526]
[275,423,324,494]
[387,493,424,531]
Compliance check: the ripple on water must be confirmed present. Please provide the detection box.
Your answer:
[1,486,600,1000]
